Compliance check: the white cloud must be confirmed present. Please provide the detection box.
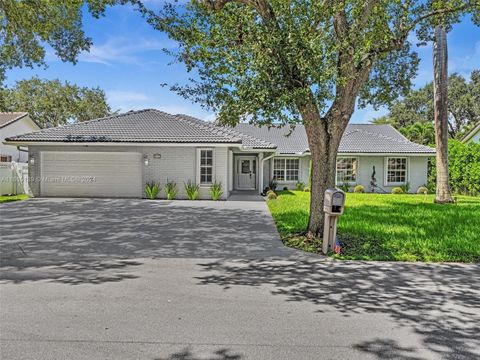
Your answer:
[79,37,177,66]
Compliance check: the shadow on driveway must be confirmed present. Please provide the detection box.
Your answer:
[195,258,480,359]
[0,198,292,285]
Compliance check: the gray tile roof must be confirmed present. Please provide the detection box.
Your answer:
[6,109,434,154]
[0,112,29,128]
[234,123,435,154]
[6,109,245,145]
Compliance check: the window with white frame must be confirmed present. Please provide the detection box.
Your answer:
[336,157,357,183]
[386,157,407,184]
[273,158,299,181]
[199,149,214,184]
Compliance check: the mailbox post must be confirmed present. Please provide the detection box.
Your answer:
[322,188,346,254]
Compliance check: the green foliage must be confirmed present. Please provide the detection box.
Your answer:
[0,0,118,82]
[339,183,350,193]
[417,186,429,195]
[0,194,29,203]
[267,192,277,200]
[295,182,305,191]
[391,187,404,194]
[429,140,480,196]
[267,191,480,262]
[164,180,178,200]
[0,77,111,127]
[130,1,476,126]
[353,185,364,193]
[374,71,480,145]
[184,181,200,200]
[145,182,160,200]
[303,187,310,192]
[266,189,276,196]
[209,181,223,200]
[400,182,411,193]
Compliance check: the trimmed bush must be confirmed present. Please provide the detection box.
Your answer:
[417,186,428,195]
[295,182,305,191]
[209,181,223,201]
[353,185,364,193]
[400,182,411,193]
[267,192,277,200]
[339,183,350,193]
[184,180,200,200]
[164,180,178,200]
[303,187,310,192]
[391,187,404,194]
[266,189,276,196]
[145,182,160,200]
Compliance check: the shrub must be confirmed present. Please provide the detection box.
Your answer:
[428,140,480,196]
[145,182,160,200]
[209,181,223,201]
[283,186,288,191]
[400,182,411,193]
[353,185,364,193]
[164,180,178,200]
[184,181,200,200]
[391,187,404,194]
[339,183,350,193]
[295,182,305,191]
[417,186,428,195]
[266,189,276,196]
[267,192,277,200]
[269,178,278,192]
[303,187,310,192]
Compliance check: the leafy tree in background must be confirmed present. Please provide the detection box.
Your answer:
[131,0,478,237]
[1,77,112,127]
[0,0,119,83]
[373,71,480,145]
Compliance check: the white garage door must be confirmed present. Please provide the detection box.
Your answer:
[41,151,142,198]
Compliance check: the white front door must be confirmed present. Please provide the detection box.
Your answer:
[236,156,256,190]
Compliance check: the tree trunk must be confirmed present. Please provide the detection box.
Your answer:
[433,26,454,204]
[297,92,346,238]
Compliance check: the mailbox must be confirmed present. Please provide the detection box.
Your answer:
[322,188,345,254]
[323,188,345,215]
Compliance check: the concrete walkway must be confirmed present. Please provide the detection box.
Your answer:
[1,199,479,360]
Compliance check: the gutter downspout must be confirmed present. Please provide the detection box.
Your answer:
[259,152,275,194]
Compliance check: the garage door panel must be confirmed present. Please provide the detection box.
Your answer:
[41,151,142,198]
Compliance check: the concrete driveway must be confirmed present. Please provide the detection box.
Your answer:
[1,198,479,360]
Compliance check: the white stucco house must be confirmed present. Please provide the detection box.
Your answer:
[462,122,480,144]
[4,109,435,199]
[0,112,41,162]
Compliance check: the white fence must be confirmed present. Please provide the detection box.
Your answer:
[0,162,29,195]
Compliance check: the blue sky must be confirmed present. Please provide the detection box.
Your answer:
[5,3,480,123]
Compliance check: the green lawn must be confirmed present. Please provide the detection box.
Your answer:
[267,191,480,262]
[0,194,29,203]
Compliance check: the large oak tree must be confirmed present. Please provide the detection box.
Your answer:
[131,0,478,237]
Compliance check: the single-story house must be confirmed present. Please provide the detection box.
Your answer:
[0,112,41,162]
[4,109,435,199]
[462,122,480,144]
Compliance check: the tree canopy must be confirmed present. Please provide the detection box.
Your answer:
[373,71,480,145]
[0,0,119,83]
[0,77,112,127]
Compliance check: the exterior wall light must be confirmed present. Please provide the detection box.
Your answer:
[153,153,161,159]
[143,154,149,166]
[29,156,35,165]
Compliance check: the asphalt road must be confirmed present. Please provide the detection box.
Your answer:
[1,199,479,360]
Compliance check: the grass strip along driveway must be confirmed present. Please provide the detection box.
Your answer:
[0,194,29,204]
[267,191,480,262]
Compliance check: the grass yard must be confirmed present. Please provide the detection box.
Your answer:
[0,194,29,204]
[267,191,480,262]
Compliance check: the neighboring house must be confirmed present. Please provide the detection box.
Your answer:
[462,123,480,144]
[0,112,41,162]
[4,109,435,199]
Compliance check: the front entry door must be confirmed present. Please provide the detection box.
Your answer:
[236,157,256,190]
